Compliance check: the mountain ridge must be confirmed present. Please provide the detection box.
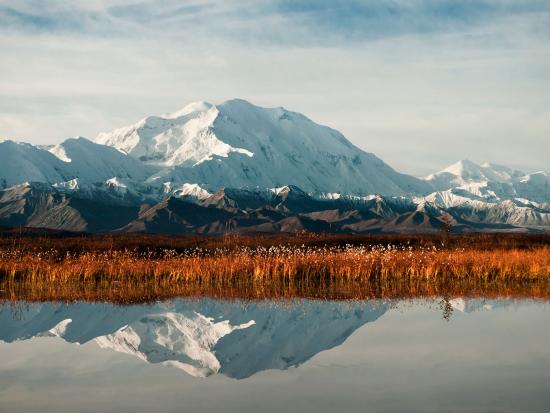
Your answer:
[94,98,433,196]
[1,99,549,233]
[2,181,548,234]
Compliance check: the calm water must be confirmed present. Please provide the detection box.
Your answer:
[0,298,549,413]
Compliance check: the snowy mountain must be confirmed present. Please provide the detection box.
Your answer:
[96,99,432,196]
[0,140,72,188]
[0,299,389,379]
[408,159,550,230]
[0,137,156,191]
[49,136,157,184]
[1,99,549,233]
[424,159,550,203]
[419,190,550,229]
[425,160,524,191]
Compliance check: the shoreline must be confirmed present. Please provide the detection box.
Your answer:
[1,234,550,303]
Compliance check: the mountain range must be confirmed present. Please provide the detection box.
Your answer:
[1,99,549,234]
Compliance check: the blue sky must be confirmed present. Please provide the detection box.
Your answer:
[1,0,549,174]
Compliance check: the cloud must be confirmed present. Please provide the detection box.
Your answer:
[0,1,549,175]
[2,1,550,43]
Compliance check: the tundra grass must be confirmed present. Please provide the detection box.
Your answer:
[1,233,550,303]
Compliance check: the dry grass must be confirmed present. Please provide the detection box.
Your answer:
[1,233,550,303]
[2,231,550,252]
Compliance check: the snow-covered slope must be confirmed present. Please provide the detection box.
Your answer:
[96,101,254,166]
[49,137,157,184]
[96,99,432,196]
[0,140,72,188]
[1,100,549,232]
[425,160,524,191]
[424,160,550,203]
[513,172,550,203]
[421,189,550,223]
[0,299,388,379]
[412,159,550,229]
[0,137,157,192]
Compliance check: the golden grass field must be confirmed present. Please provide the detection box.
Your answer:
[1,233,550,303]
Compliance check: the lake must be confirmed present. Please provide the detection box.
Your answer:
[1,297,549,412]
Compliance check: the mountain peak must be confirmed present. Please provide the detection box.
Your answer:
[94,99,432,196]
[221,97,253,106]
[435,159,524,180]
[441,159,479,176]
[163,98,268,120]
[425,159,526,192]
[165,101,215,119]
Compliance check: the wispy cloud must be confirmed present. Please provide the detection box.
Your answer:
[3,1,550,43]
[0,0,549,174]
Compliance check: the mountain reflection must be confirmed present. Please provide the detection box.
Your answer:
[0,299,389,379]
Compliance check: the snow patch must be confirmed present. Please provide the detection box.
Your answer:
[49,145,72,162]
[174,183,212,200]
[53,178,80,191]
[48,319,73,337]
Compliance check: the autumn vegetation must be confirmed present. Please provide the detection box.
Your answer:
[1,232,550,303]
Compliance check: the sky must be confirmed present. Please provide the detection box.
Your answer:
[0,0,549,176]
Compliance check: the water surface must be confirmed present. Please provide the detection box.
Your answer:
[1,298,549,412]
